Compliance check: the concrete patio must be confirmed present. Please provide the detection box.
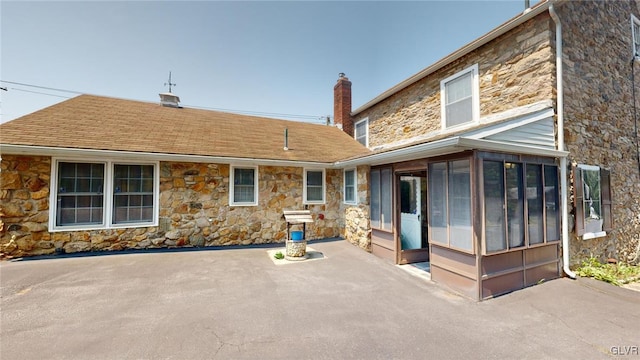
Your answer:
[1,239,638,359]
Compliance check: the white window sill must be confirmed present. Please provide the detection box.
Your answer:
[50,221,157,232]
[230,202,258,207]
[582,231,607,240]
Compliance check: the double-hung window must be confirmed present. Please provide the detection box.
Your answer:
[632,15,640,58]
[51,159,158,231]
[344,168,357,204]
[113,164,155,223]
[56,162,105,227]
[573,165,612,239]
[230,166,258,206]
[440,64,479,129]
[304,169,325,204]
[354,118,368,147]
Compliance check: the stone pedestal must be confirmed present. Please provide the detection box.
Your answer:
[286,240,307,258]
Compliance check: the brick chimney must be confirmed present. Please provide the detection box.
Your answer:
[333,73,353,136]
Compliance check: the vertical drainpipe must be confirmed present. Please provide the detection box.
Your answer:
[549,4,576,279]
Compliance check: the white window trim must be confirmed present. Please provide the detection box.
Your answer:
[49,158,160,232]
[354,118,369,148]
[440,64,480,130]
[343,168,358,205]
[229,165,259,206]
[303,168,326,205]
[632,14,640,58]
[577,164,606,240]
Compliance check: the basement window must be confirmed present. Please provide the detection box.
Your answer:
[304,169,325,204]
[50,159,159,231]
[440,64,479,129]
[573,165,612,239]
[230,166,258,206]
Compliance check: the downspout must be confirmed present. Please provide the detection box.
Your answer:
[549,4,576,279]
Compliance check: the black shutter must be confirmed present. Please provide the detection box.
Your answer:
[573,166,585,236]
[601,168,613,232]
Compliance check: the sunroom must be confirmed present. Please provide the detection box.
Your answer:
[339,104,568,300]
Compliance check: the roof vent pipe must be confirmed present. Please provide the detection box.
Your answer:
[284,128,289,151]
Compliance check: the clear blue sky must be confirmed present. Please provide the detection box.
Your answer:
[0,0,541,124]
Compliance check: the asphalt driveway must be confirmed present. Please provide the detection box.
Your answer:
[1,239,639,359]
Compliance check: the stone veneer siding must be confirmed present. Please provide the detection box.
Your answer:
[342,165,371,251]
[355,12,555,148]
[559,0,640,265]
[0,155,353,257]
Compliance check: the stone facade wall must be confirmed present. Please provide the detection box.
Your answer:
[0,156,348,257]
[560,0,640,265]
[0,156,51,256]
[355,12,555,148]
[342,165,371,251]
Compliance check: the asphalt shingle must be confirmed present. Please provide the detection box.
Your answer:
[0,94,370,163]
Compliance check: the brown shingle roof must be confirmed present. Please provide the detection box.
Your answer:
[0,95,370,163]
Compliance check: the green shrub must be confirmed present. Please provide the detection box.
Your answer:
[575,257,640,286]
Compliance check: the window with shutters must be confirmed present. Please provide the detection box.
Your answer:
[573,165,612,239]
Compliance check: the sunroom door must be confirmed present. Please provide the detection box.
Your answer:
[399,174,429,264]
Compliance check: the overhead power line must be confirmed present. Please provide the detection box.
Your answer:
[0,79,329,124]
[10,88,71,99]
[0,80,84,95]
[181,103,324,121]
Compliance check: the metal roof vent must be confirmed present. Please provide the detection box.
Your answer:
[159,92,181,108]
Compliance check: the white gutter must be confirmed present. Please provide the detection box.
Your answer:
[0,144,336,168]
[336,137,462,167]
[335,136,568,168]
[549,4,576,279]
